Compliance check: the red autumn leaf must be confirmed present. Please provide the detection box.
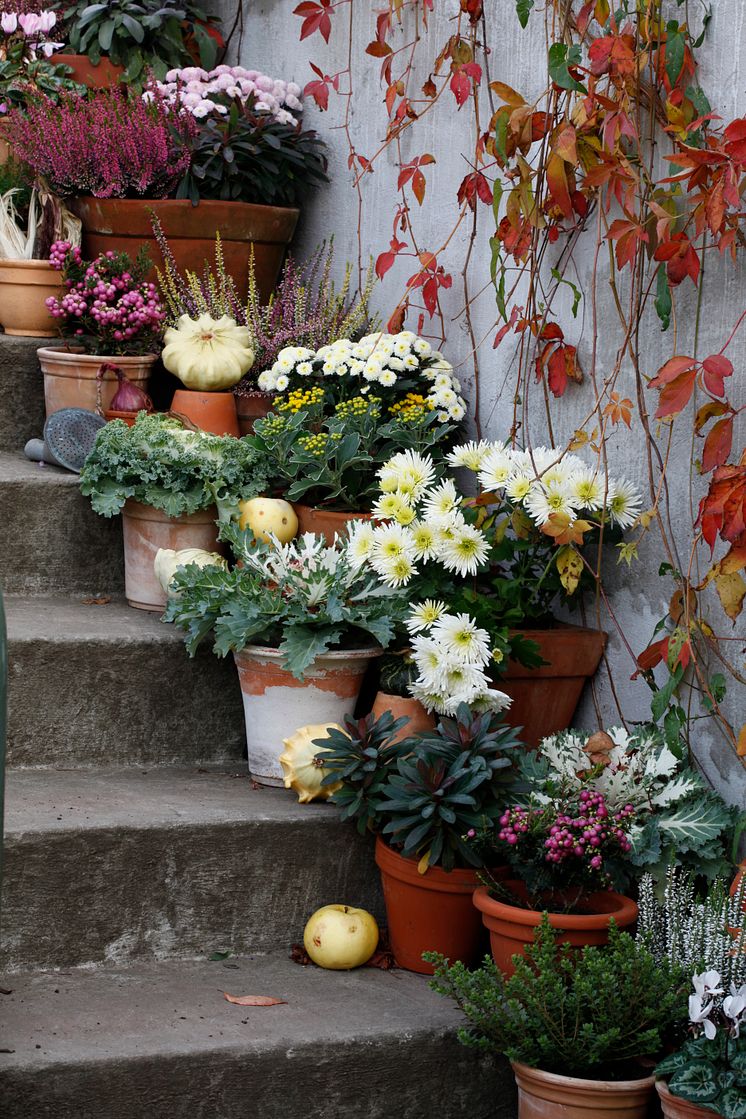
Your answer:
[546,153,573,218]
[387,304,407,334]
[636,636,670,672]
[654,368,697,419]
[607,218,648,270]
[450,68,470,108]
[701,354,733,397]
[412,168,426,205]
[375,252,396,280]
[223,993,287,1006]
[365,40,392,58]
[294,0,332,42]
[547,344,581,398]
[654,233,700,286]
[457,171,493,210]
[724,117,746,163]
[554,124,578,165]
[720,536,746,575]
[675,640,692,671]
[697,465,746,548]
[649,355,696,387]
[589,30,636,77]
[304,79,330,111]
[539,321,564,342]
[702,417,734,473]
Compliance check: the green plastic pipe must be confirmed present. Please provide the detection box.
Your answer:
[0,588,6,928]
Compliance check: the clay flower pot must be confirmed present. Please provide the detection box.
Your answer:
[103,408,151,428]
[375,836,487,974]
[38,347,157,419]
[655,1081,716,1118]
[500,623,607,746]
[121,500,222,611]
[370,692,436,742]
[0,261,63,337]
[233,645,380,786]
[292,504,371,545]
[473,883,638,976]
[236,390,275,436]
[170,389,240,438]
[54,54,124,87]
[513,1063,655,1119]
[70,197,299,304]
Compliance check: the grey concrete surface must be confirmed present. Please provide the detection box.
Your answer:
[0,335,47,454]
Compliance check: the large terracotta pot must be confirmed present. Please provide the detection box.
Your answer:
[656,1082,716,1118]
[513,1063,655,1119]
[170,389,239,438]
[236,391,275,436]
[473,882,638,976]
[54,54,124,88]
[375,837,487,974]
[0,261,63,337]
[233,645,380,786]
[500,623,607,747]
[70,197,299,303]
[370,692,436,742]
[121,500,221,611]
[37,347,156,418]
[293,504,371,545]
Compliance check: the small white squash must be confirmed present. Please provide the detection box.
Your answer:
[280,723,344,804]
[238,497,298,543]
[162,313,255,391]
[154,547,228,595]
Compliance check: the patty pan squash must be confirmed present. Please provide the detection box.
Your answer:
[162,313,255,391]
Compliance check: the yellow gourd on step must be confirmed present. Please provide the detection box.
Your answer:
[238,497,298,543]
[162,313,254,390]
[154,547,227,596]
[280,724,344,803]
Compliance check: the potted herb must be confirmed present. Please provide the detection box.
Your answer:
[80,412,266,610]
[38,240,164,417]
[428,917,689,1119]
[165,527,404,785]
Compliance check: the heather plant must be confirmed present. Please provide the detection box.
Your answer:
[2,88,195,198]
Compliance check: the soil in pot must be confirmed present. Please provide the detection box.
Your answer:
[0,261,63,337]
[292,504,371,546]
[513,1062,655,1119]
[233,645,380,786]
[370,692,436,742]
[121,500,222,611]
[236,391,275,436]
[170,389,240,438]
[375,836,487,974]
[38,347,156,418]
[473,882,638,976]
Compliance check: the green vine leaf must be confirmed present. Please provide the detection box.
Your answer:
[654,265,672,332]
[516,0,534,28]
[548,43,586,93]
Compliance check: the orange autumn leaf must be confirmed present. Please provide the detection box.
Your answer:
[738,725,746,757]
[223,993,287,1007]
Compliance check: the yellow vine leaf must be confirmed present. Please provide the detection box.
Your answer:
[511,508,533,540]
[569,428,589,450]
[714,572,746,621]
[738,725,746,757]
[638,509,656,530]
[617,541,638,567]
[489,80,525,108]
[556,545,584,594]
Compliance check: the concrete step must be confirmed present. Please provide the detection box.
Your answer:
[5,596,244,768]
[0,452,124,595]
[0,335,46,454]
[0,953,515,1119]
[0,767,383,973]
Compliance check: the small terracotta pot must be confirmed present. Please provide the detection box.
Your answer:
[234,645,380,786]
[121,500,222,611]
[103,408,151,428]
[513,1063,655,1119]
[170,389,240,438]
[473,883,638,976]
[656,1081,716,1118]
[0,261,63,337]
[375,836,487,974]
[54,54,124,88]
[370,692,436,742]
[293,504,371,545]
[236,391,275,436]
[38,347,156,419]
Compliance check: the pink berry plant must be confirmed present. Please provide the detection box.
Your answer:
[47,241,165,357]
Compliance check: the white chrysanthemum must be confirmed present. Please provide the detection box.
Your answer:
[296,361,313,376]
[372,492,415,526]
[437,659,490,700]
[431,387,458,408]
[569,467,607,511]
[403,354,420,370]
[321,360,337,376]
[438,523,490,576]
[275,355,293,373]
[257,370,276,392]
[408,682,452,715]
[378,451,435,498]
[409,519,439,560]
[413,338,432,356]
[512,445,556,478]
[392,338,411,357]
[345,521,376,569]
[388,357,405,372]
[379,369,397,387]
[447,441,492,472]
[406,599,447,633]
[607,478,642,529]
[349,359,365,376]
[478,444,514,490]
[505,471,532,502]
[449,402,466,422]
[370,522,416,563]
[431,613,491,666]
[422,478,461,522]
[275,374,289,391]
[374,551,417,587]
[541,461,573,488]
[411,635,448,686]
[471,688,512,714]
[523,481,579,526]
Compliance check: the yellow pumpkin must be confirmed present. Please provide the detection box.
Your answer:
[238,497,298,543]
[162,313,255,390]
[279,724,344,804]
[154,547,227,595]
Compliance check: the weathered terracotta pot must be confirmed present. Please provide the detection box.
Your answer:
[103,408,151,427]
[0,261,62,337]
[375,836,487,974]
[473,883,638,976]
[54,54,125,88]
[656,1082,716,1118]
[236,391,275,436]
[233,645,380,786]
[121,500,221,611]
[500,624,607,747]
[70,197,299,303]
[370,692,436,742]
[513,1063,655,1119]
[38,347,156,418]
[170,389,239,438]
[292,504,371,545]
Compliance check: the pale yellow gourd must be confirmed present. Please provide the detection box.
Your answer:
[161,313,255,390]
[154,547,228,596]
[280,724,344,804]
[238,497,298,543]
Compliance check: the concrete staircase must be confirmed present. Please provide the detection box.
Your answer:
[0,337,515,1118]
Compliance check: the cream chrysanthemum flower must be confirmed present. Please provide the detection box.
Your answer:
[346,522,376,569]
[523,481,579,526]
[607,478,642,529]
[431,613,491,666]
[372,492,413,523]
[409,519,439,560]
[406,599,447,633]
[438,523,490,576]
[505,471,532,502]
[375,551,416,587]
[478,444,514,491]
[370,522,416,568]
[411,635,448,686]
[378,450,435,499]
[569,467,607,511]
[422,478,461,523]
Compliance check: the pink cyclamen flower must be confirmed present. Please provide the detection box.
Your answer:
[39,10,57,32]
[19,13,43,35]
[1,12,18,33]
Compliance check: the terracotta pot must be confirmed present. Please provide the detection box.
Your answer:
[0,138,10,164]
[54,54,124,88]
[103,409,151,427]
[370,692,436,742]
[38,347,156,418]
[293,504,371,545]
[375,836,487,974]
[236,391,276,436]
[656,1081,716,1118]
[731,860,746,903]
[170,389,239,438]
[121,500,222,611]
[500,623,607,747]
[0,261,62,337]
[234,645,380,786]
[473,883,638,976]
[70,197,299,304]
[513,1063,655,1119]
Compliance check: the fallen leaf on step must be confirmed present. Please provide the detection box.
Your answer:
[223,993,286,1006]
[80,596,111,606]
